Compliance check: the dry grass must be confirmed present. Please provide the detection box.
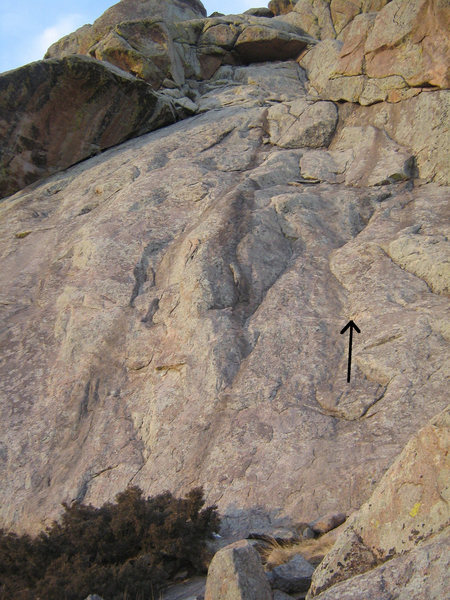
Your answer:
[263,536,335,568]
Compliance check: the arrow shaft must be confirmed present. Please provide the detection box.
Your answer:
[347,327,353,383]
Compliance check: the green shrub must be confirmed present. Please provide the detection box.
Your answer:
[0,487,219,600]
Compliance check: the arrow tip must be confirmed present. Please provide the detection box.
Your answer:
[340,320,361,334]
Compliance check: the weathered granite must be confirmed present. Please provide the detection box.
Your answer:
[0,55,177,199]
[204,540,272,600]
[0,61,448,541]
[312,533,450,600]
[309,407,450,596]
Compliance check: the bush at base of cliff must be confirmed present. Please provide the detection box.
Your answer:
[0,486,220,600]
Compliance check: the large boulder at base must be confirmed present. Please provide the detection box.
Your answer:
[308,407,450,596]
[204,540,272,600]
[312,533,450,600]
[0,55,176,199]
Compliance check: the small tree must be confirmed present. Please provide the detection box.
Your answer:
[0,487,220,600]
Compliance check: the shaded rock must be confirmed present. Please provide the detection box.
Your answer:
[85,596,105,600]
[273,591,297,600]
[312,532,450,600]
[300,126,413,187]
[302,527,316,540]
[204,540,272,600]
[267,553,315,593]
[309,407,450,596]
[244,8,275,18]
[0,55,176,198]
[267,99,338,148]
[234,23,313,63]
[269,0,299,16]
[310,513,346,535]
[161,576,206,600]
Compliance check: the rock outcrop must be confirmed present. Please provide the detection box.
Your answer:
[299,0,450,104]
[308,407,450,597]
[0,12,448,600]
[0,55,177,198]
[1,0,315,198]
[312,533,450,600]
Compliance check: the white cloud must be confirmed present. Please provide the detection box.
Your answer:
[33,14,85,57]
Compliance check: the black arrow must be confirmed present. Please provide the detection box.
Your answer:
[340,320,360,383]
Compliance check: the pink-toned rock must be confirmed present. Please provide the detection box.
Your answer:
[312,533,450,600]
[205,540,272,600]
[309,407,450,596]
[310,513,347,534]
[364,0,450,88]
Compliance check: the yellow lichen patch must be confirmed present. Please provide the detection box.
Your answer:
[409,502,421,518]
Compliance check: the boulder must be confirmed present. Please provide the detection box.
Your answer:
[46,10,315,88]
[267,99,338,148]
[308,407,450,596]
[267,553,315,593]
[273,591,296,600]
[244,8,275,18]
[311,533,450,599]
[45,0,207,59]
[310,513,346,535]
[0,55,177,199]
[204,540,272,600]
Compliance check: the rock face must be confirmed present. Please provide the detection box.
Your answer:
[0,14,449,600]
[300,0,450,104]
[1,54,449,539]
[204,540,272,600]
[308,407,450,596]
[0,55,177,198]
[45,2,314,88]
[312,533,450,600]
[0,0,315,198]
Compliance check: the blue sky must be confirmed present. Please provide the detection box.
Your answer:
[0,1,267,74]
